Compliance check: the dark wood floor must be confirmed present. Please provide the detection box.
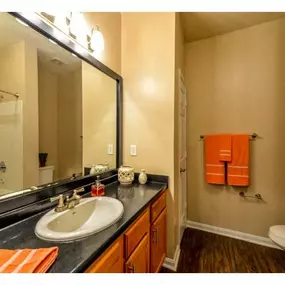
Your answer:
[161,228,285,273]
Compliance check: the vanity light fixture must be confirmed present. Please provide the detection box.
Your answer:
[15,18,29,27]
[29,12,105,58]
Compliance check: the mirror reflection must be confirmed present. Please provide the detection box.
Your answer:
[0,13,117,199]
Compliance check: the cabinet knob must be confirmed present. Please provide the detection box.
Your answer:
[152,228,158,244]
[128,264,135,273]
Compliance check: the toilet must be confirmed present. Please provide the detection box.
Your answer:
[268,225,285,249]
[39,165,55,185]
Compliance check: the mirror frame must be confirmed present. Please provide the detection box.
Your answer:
[9,12,122,169]
[0,12,122,209]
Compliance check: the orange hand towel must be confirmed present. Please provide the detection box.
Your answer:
[0,247,58,273]
[227,134,249,186]
[205,135,225,184]
[219,134,232,162]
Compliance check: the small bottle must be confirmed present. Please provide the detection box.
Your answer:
[139,169,148,184]
[90,165,97,175]
[91,176,105,197]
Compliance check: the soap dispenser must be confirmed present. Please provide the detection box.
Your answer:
[91,175,105,197]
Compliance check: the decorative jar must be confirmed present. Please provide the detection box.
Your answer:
[118,165,134,185]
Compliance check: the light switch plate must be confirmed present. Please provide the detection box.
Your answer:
[108,144,113,155]
[130,145,137,156]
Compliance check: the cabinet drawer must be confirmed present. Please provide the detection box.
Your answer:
[151,191,166,223]
[85,236,124,273]
[125,208,150,259]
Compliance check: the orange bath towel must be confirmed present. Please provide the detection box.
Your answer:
[0,247,58,273]
[204,135,226,184]
[219,134,232,162]
[227,134,249,186]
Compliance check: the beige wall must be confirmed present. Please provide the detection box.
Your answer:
[82,61,117,170]
[38,64,58,178]
[121,12,177,257]
[0,42,25,192]
[58,68,82,179]
[83,12,121,75]
[185,17,285,237]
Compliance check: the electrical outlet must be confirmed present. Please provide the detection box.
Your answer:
[130,145,137,156]
[108,144,113,155]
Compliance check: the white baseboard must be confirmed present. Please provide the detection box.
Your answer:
[186,220,281,250]
[163,245,181,272]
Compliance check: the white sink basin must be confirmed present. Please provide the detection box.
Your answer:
[35,197,124,242]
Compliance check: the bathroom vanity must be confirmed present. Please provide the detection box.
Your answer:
[0,177,167,273]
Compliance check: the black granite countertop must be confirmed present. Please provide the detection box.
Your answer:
[0,181,166,273]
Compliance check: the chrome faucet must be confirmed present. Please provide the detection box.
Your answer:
[50,188,85,212]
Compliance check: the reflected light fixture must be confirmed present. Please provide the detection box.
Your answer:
[48,39,58,45]
[15,18,29,27]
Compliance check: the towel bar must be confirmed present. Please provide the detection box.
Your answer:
[239,191,263,200]
[199,133,258,140]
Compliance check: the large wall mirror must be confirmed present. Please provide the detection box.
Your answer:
[0,12,122,200]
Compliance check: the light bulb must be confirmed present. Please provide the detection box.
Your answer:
[91,27,104,54]
[69,12,89,48]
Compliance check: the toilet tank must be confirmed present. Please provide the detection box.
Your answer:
[39,165,55,185]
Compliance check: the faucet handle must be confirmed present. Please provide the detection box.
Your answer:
[73,188,84,195]
[72,188,85,199]
[50,194,65,207]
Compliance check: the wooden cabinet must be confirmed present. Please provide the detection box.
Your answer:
[124,209,150,258]
[150,208,166,273]
[85,190,166,274]
[125,233,150,273]
[85,236,124,273]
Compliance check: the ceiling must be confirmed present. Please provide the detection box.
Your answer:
[181,12,285,43]
[0,13,81,74]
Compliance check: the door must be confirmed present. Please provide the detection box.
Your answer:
[150,208,166,273]
[125,233,149,273]
[178,68,187,245]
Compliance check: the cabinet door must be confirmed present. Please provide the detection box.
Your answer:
[85,237,124,273]
[125,233,149,273]
[125,208,150,259]
[151,208,166,273]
